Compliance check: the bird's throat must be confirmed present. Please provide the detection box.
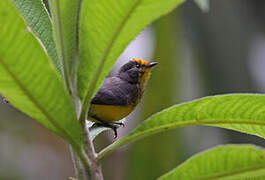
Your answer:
[137,69,151,101]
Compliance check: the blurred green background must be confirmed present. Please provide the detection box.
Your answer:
[1,0,265,179]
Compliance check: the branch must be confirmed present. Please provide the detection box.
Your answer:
[69,145,86,179]
[83,125,103,179]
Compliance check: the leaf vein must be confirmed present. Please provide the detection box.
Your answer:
[0,57,80,149]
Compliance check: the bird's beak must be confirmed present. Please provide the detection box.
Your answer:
[147,62,158,68]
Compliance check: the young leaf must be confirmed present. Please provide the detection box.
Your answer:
[158,145,265,180]
[98,94,265,159]
[0,1,82,148]
[10,0,62,74]
[77,0,185,103]
[48,0,82,94]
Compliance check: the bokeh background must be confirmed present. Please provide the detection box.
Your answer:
[1,0,265,179]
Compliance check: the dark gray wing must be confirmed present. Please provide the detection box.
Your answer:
[91,77,139,105]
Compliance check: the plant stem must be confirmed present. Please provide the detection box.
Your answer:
[71,127,103,180]
[48,0,102,178]
[73,95,103,179]
[83,125,104,179]
[72,143,103,179]
[77,100,103,179]
[75,148,92,179]
[69,145,86,179]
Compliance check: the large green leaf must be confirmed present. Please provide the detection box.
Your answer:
[48,0,82,94]
[77,0,185,103]
[158,145,265,180]
[97,94,265,159]
[11,0,62,74]
[0,1,82,148]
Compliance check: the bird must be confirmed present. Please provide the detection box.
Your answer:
[88,59,158,138]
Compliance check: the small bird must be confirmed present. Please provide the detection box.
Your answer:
[88,59,158,137]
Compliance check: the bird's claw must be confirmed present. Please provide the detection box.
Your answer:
[110,122,125,138]
[111,126,118,138]
[93,120,125,139]
[114,122,125,127]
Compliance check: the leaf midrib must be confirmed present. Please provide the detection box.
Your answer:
[124,119,265,148]
[0,57,80,149]
[50,0,72,94]
[97,118,265,160]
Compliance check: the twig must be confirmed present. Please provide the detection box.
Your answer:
[82,125,103,179]
[69,145,86,179]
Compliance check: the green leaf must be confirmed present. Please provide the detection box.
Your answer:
[97,94,265,159]
[0,1,82,148]
[77,0,186,102]
[194,0,209,12]
[10,0,62,74]
[158,145,265,180]
[48,0,82,94]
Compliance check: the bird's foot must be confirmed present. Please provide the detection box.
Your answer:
[113,122,125,127]
[94,121,125,138]
[111,122,125,138]
[110,125,119,139]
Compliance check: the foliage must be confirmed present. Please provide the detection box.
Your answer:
[0,0,264,179]
[11,0,61,73]
[97,94,265,159]
[0,0,82,148]
[159,145,265,180]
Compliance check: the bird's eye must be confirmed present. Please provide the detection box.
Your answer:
[136,64,140,68]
